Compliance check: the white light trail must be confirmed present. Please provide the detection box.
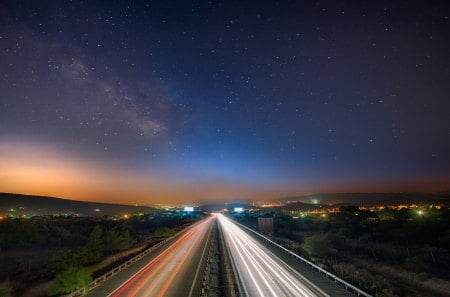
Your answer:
[217,213,328,297]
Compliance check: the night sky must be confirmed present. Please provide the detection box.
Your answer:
[1,1,449,205]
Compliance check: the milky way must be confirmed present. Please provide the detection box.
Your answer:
[1,1,449,204]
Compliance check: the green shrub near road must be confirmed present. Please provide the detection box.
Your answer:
[302,233,336,256]
[48,268,92,296]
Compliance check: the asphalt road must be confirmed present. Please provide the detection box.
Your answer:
[86,215,215,297]
[217,213,330,297]
[233,220,357,297]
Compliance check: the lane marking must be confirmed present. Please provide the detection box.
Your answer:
[218,214,330,297]
[158,217,214,297]
[187,218,214,297]
[105,219,206,297]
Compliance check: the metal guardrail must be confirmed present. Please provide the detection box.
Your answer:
[64,224,195,297]
[217,219,242,297]
[199,237,213,296]
[233,220,372,297]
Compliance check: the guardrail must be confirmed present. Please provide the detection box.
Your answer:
[233,220,372,297]
[199,235,214,296]
[217,219,242,297]
[64,224,195,297]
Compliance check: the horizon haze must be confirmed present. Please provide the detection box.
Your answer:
[1,1,449,204]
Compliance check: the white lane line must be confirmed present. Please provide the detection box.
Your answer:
[105,225,197,297]
[218,214,330,297]
[187,218,214,297]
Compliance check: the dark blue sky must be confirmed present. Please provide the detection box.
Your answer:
[1,1,449,204]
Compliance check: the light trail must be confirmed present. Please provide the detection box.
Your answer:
[105,215,214,297]
[217,213,329,297]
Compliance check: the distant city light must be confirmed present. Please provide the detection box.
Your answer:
[417,210,424,216]
[184,206,194,212]
[234,207,244,213]
[312,199,319,204]
[95,208,101,212]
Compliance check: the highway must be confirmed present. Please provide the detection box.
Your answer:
[86,215,215,297]
[217,213,329,297]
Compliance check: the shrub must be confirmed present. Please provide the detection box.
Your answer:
[303,233,336,256]
[48,268,92,296]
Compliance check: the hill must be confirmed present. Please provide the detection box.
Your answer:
[0,193,158,217]
[272,192,450,207]
[197,202,251,212]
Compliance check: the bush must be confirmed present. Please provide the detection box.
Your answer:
[49,247,101,273]
[102,226,134,253]
[48,268,92,296]
[403,255,430,273]
[303,233,336,256]
[152,227,176,239]
[0,280,13,297]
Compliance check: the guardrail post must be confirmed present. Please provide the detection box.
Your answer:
[231,219,373,297]
[62,222,199,297]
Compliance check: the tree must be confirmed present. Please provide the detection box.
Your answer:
[303,233,336,256]
[102,226,133,253]
[49,247,98,273]
[86,225,103,261]
[48,268,92,296]
[403,255,430,273]
[152,227,175,239]
[0,280,13,297]
[87,225,103,248]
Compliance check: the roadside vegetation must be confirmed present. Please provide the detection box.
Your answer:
[0,212,203,296]
[232,206,450,297]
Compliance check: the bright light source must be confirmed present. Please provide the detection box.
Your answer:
[312,199,319,204]
[123,214,129,219]
[234,207,244,213]
[417,210,424,216]
[184,206,194,212]
[95,208,100,212]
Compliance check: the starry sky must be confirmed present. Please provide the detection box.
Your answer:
[1,1,449,205]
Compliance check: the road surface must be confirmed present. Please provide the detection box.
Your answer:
[86,215,214,297]
[217,213,329,297]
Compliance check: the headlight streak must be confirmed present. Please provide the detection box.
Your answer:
[106,216,214,297]
[217,214,325,297]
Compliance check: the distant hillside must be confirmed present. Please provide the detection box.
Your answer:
[272,192,450,207]
[259,201,331,212]
[197,202,251,212]
[0,193,158,216]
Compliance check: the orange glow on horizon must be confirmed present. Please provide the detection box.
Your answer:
[0,140,284,204]
[1,140,448,205]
